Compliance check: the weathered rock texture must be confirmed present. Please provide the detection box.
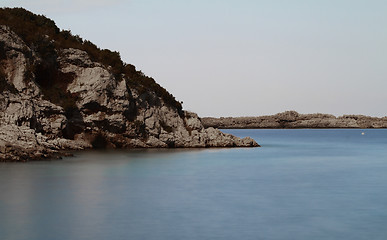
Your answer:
[202,111,387,129]
[0,24,258,161]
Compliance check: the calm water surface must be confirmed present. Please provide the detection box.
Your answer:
[1,129,387,240]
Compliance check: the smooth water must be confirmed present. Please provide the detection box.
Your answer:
[1,129,387,240]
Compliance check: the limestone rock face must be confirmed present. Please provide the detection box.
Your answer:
[0,26,40,96]
[0,26,259,161]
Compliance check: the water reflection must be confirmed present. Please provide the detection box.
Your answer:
[1,129,387,240]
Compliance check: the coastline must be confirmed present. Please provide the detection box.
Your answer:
[0,144,261,162]
[202,111,387,129]
[0,10,259,162]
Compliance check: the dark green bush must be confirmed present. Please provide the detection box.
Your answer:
[0,41,6,59]
[124,66,183,114]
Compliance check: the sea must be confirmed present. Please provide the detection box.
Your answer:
[1,129,387,240]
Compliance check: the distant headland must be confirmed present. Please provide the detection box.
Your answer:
[202,111,387,129]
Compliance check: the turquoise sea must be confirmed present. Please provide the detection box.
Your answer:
[1,129,387,240]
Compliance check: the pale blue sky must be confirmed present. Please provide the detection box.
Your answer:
[3,0,387,117]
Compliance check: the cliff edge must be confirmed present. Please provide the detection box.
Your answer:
[0,8,258,161]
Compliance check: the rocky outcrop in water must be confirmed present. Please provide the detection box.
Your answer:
[0,12,258,161]
[202,111,387,129]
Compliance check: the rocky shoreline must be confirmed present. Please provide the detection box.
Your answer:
[0,11,258,162]
[202,111,387,129]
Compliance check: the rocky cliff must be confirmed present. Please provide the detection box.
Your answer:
[0,9,258,161]
[202,111,387,129]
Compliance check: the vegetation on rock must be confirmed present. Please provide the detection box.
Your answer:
[0,7,182,112]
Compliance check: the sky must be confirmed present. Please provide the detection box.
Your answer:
[2,0,387,117]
